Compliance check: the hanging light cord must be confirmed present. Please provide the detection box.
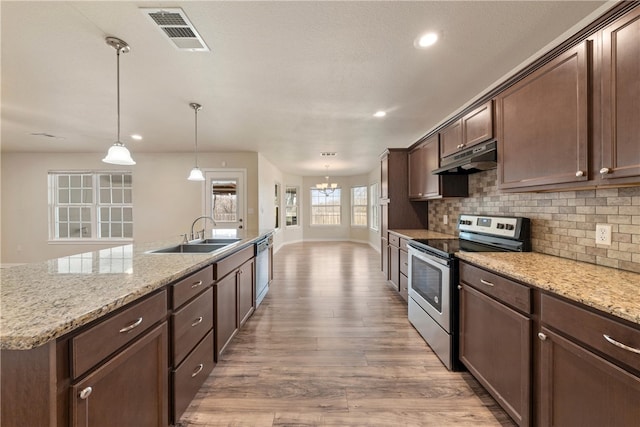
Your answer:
[194,106,199,167]
[116,45,121,144]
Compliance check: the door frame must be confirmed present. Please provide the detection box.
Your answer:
[202,169,247,230]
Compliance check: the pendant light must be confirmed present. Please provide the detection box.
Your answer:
[102,37,136,165]
[187,103,205,181]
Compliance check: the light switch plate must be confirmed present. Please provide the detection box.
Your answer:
[595,224,612,246]
[443,214,448,225]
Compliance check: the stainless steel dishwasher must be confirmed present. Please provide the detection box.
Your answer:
[255,236,270,307]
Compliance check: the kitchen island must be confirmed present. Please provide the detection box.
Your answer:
[0,229,273,427]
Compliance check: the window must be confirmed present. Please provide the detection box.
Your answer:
[351,186,368,227]
[369,183,379,231]
[49,172,133,241]
[285,186,299,226]
[310,188,341,225]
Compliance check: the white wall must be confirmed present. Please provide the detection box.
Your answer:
[257,154,285,250]
[1,151,258,263]
[281,173,304,245]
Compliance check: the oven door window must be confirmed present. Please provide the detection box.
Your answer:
[411,255,442,312]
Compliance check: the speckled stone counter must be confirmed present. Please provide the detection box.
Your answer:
[0,229,273,350]
[456,252,640,326]
[389,229,456,240]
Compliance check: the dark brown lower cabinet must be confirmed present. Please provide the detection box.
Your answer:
[71,322,169,427]
[459,284,531,426]
[214,272,239,360]
[238,258,255,327]
[172,331,215,421]
[538,326,640,427]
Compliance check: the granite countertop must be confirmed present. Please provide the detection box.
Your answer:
[457,252,640,326]
[0,229,273,350]
[389,229,456,240]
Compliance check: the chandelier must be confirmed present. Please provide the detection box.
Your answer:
[316,165,338,196]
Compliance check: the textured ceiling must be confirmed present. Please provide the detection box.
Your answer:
[1,1,613,176]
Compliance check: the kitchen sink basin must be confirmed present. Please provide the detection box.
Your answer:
[149,243,229,254]
[199,238,241,244]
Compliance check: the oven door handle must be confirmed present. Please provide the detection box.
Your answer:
[408,248,450,267]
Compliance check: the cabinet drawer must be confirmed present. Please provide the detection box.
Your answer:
[459,262,531,313]
[72,290,167,379]
[214,245,253,279]
[171,265,213,309]
[399,238,410,252]
[399,273,408,302]
[399,250,409,276]
[172,287,214,366]
[541,294,640,373]
[388,233,400,247]
[172,330,215,421]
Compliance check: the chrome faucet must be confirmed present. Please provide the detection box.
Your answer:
[190,216,217,240]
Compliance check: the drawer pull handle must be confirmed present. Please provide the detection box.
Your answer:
[603,334,640,354]
[191,316,204,327]
[191,363,204,377]
[191,280,203,289]
[538,332,547,341]
[119,317,143,333]
[79,386,93,400]
[600,167,611,175]
[480,279,495,287]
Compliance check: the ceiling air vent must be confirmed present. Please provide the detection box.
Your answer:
[141,8,210,52]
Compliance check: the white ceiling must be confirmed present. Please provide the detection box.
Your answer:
[1,1,613,176]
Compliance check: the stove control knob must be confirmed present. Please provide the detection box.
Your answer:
[505,224,515,231]
[497,223,505,229]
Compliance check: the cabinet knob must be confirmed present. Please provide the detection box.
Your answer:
[600,167,611,175]
[575,170,584,177]
[538,332,547,341]
[457,285,462,290]
[79,387,93,400]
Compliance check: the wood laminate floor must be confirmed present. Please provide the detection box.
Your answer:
[179,242,516,427]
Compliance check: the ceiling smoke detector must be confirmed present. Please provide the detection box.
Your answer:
[141,8,210,52]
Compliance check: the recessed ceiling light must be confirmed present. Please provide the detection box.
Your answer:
[415,32,438,49]
[373,111,386,118]
[131,134,143,141]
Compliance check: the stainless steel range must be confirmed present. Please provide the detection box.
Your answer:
[407,214,531,371]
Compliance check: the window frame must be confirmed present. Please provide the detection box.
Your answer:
[48,171,134,244]
[350,185,368,228]
[310,187,342,226]
[285,186,300,227]
[369,183,379,231]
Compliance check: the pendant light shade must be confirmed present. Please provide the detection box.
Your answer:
[188,103,205,181]
[103,37,136,166]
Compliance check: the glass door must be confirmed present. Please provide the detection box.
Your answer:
[204,170,246,231]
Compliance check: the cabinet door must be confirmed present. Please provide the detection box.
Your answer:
[388,244,400,290]
[380,152,389,200]
[539,326,640,427]
[462,100,493,148]
[421,135,441,198]
[600,8,640,182]
[459,284,530,426]
[381,237,389,279]
[71,323,168,427]
[238,258,255,327]
[440,119,463,158]
[214,273,238,360]
[496,41,590,190]
[408,144,425,199]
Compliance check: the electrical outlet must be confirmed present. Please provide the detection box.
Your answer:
[443,214,448,225]
[595,224,612,246]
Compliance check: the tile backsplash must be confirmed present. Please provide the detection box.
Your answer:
[427,169,640,273]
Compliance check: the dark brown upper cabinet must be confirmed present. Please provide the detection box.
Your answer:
[440,101,494,159]
[409,134,468,200]
[600,7,640,183]
[496,41,590,191]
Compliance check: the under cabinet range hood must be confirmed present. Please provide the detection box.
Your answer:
[433,139,497,175]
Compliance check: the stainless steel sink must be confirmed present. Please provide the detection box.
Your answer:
[199,238,241,245]
[149,243,229,254]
